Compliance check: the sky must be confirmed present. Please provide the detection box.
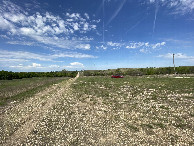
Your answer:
[0,0,194,72]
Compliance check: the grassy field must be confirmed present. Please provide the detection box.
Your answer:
[0,77,69,106]
[0,75,193,145]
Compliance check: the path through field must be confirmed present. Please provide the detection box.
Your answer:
[1,73,79,145]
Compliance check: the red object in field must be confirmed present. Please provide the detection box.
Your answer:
[111,75,124,78]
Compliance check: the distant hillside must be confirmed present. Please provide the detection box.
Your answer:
[83,66,194,76]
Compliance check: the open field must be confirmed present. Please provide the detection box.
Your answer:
[0,74,194,145]
[70,76,194,145]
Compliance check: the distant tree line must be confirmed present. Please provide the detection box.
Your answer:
[83,66,194,76]
[0,70,78,80]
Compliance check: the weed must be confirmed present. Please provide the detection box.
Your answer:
[125,123,139,132]
[152,122,166,129]
[141,123,154,129]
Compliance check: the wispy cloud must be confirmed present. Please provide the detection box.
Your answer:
[10,63,44,69]
[164,38,191,44]
[9,63,65,71]
[52,52,97,59]
[7,41,37,46]
[157,52,194,64]
[158,53,194,60]
[153,0,159,33]
[0,34,10,39]
[0,50,97,64]
[106,0,127,25]
[10,61,85,71]
[0,50,52,62]
[126,17,146,32]
[148,0,194,15]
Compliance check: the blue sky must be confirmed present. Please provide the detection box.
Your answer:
[0,0,194,71]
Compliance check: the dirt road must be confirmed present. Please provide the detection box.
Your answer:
[0,73,79,145]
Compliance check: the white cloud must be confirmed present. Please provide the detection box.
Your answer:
[0,16,16,33]
[145,42,149,47]
[9,62,85,71]
[126,42,144,49]
[67,13,81,20]
[64,62,84,69]
[150,0,155,3]
[10,63,44,69]
[20,27,36,35]
[83,23,89,31]
[32,63,41,67]
[96,41,166,52]
[107,41,121,47]
[161,42,166,45]
[96,42,123,50]
[3,13,26,23]
[73,23,79,31]
[49,65,60,68]
[100,45,107,50]
[9,64,23,68]
[140,49,147,53]
[84,13,90,19]
[125,41,166,52]
[76,44,91,50]
[158,53,194,60]
[0,1,98,50]
[152,42,166,49]
[70,62,83,66]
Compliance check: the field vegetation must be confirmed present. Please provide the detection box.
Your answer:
[0,73,193,145]
[69,76,194,145]
[0,77,69,107]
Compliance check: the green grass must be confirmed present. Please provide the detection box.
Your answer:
[0,77,69,106]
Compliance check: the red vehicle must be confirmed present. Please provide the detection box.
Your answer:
[111,75,124,78]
